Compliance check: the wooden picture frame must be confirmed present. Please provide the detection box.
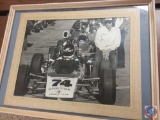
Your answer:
[0,0,159,119]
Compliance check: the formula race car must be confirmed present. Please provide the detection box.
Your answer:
[14,31,116,105]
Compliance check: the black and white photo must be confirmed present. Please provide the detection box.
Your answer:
[14,18,130,106]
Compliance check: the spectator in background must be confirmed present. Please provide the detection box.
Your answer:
[88,26,97,42]
[23,21,33,50]
[114,17,129,68]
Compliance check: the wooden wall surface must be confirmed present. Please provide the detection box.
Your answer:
[0,0,160,120]
[0,16,7,50]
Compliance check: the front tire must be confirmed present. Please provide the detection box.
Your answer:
[14,65,29,96]
[30,53,44,74]
[99,69,116,105]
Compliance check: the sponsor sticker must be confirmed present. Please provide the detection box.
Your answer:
[144,106,157,118]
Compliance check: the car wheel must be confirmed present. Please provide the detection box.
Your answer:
[14,65,29,96]
[30,53,44,74]
[99,69,116,105]
[49,46,57,59]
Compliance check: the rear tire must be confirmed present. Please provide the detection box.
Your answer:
[49,47,57,59]
[14,65,29,96]
[99,69,116,104]
[30,53,44,74]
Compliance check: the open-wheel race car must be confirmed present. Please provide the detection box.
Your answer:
[14,30,116,105]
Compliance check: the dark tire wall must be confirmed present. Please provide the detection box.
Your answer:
[30,53,44,74]
[99,69,116,105]
[14,65,29,96]
[49,46,57,60]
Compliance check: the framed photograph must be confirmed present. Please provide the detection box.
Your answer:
[0,0,159,119]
